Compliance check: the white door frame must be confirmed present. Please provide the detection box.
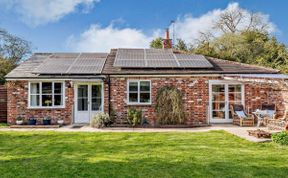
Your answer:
[74,82,104,124]
[209,80,245,124]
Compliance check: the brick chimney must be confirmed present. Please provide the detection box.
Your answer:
[162,28,172,49]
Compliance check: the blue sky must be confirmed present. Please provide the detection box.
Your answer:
[0,0,287,52]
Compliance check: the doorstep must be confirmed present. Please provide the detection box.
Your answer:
[10,125,60,128]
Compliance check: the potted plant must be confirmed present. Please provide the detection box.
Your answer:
[16,116,24,125]
[28,115,37,125]
[43,116,51,125]
[57,118,64,126]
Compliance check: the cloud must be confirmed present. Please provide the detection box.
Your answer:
[67,2,276,52]
[0,0,100,26]
[67,24,160,52]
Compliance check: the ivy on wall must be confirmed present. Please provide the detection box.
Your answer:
[155,86,186,125]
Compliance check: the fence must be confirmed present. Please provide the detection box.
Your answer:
[0,85,7,122]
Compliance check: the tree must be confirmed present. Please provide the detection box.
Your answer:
[0,57,16,84]
[174,39,188,51]
[191,5,288,74]
[0,28,31,84]
[214,6,270,34]
[0,28,31,64]
[150,37,163,49]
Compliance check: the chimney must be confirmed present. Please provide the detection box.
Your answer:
[162,28,172,49]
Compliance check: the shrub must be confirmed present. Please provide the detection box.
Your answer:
[127,108,142,127]
[16,115,24,121]
[91,112,110,128]
[272,131,288,145]
[155,86,186,125]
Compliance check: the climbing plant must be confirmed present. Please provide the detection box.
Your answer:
[155,86,186,124]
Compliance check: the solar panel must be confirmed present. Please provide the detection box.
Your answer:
[113,48,213,68]
[33,53,107,74]
[175,54,213,68]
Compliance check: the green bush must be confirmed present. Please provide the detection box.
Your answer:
[272,131,288,145]
[90,112,110,128]
[127,108,142,127]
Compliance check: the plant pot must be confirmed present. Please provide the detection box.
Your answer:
[43,120,51,125]
[16,120,23,125]
[57,120,64,125]
[28,119,37,125]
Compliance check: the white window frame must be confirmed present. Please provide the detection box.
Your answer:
[28,81,65,109]
[127,80,152,105]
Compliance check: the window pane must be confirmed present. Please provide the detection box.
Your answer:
[140,81,150,92]
[228,85,241,92]
[30,95,40,106]
[42,82,52,94]
[212,102,225,110]
[78,85,88,97]
[54,83,62,94]
[54,95,62,106]
[42,95,52,106]
[129,82,138,92]
[78,98,88,111]
[212,111,225,119]
[92,98,102,111]
[129,93,138,102]
[212,93,225,102]
[140,93,150,103]
[212,85,225,92]
[30,83,40,94]
[92,85,101,98]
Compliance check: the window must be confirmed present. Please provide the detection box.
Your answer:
[128,80,151,104]
[29,82,64,108]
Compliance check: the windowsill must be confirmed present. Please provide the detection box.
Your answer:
[127,103,152,106]
[27,106,65,109]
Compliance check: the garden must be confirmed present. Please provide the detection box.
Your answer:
[0,131,288,178]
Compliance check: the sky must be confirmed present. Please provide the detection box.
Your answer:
[0,0,287,53]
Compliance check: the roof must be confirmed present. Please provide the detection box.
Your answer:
[6,49,279,79]
[6,52,108,79]
[102,49,279,75]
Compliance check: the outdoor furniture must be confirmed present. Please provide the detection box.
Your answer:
[267,109,288,131]
[262,104,277,120]
[230,104,255,127]
[247,129,272,138]
[252,110,268,127]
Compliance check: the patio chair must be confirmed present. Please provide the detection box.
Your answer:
[267,109,288,131]
[230,104,255,127]
[262,104,277,120]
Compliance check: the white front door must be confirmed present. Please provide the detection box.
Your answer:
[74,83,103,123]
[209,81,244,123]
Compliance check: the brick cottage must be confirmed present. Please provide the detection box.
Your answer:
[5,31,288,126]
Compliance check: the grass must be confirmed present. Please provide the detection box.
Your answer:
[0,131,287,178]
[0,123,8,128]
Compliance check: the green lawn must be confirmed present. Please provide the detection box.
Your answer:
[0,123,8,128]
[0,131,287,178]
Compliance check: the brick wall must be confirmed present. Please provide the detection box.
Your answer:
[109,76,218,126]
[0,85,7,122]
[245,83,288,117]
[108,76,288,126]
[7,81,74,125]
[6,78,288,126]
